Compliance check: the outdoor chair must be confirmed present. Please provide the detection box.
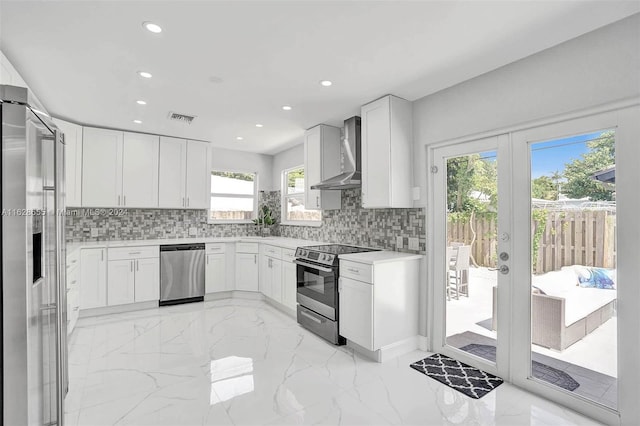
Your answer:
[448,245,470,300]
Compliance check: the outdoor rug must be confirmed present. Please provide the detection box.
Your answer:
[410,353,503,399]
[460,344,580,391]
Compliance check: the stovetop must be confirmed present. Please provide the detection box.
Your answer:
[295,244,379,267]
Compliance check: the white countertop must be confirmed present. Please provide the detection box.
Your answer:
[339,250,424,264]
[66,237,424,261]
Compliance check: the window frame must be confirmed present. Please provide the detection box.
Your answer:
[208,170,258,224]
[281,165,322,227]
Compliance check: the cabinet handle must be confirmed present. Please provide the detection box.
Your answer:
[300,310,323,324]
[182,197,185,207]
[131,261,134,272]
[347,268,359,274]
[136,260,139,271]
[123,195,126,206]
[254,254,257,264]
[187,197,190,207]
[206,256,209,265]
[117,195,120,206]
[316,196,320,208]
[101,250,104,261]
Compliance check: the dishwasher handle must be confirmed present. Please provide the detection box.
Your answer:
[161,244,205,252]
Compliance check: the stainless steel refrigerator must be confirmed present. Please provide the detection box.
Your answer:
[1,84,67,425]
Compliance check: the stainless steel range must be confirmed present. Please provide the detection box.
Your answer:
[294,244,379,345]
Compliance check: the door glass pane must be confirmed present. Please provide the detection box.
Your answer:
[445,151,499,363]
[529,130,617,409]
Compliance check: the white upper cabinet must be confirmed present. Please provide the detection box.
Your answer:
[122,132,159,208]
[304,124,341,210]
[361,95,413,208]
[185,140,210,209]
[158,136,187,208]
[158,137,210,209]
[54,118,83,207]
[82,127,123,207]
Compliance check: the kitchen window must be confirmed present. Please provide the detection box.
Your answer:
[210,171,257,222]
[282,166,321,225]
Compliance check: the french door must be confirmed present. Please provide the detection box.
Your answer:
[429,105,640,425]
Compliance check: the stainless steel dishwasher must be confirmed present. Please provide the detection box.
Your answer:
[160,243,205,305]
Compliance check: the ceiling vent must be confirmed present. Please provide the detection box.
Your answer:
[168,111,196,124]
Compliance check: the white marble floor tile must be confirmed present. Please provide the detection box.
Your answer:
[66,300,603,426]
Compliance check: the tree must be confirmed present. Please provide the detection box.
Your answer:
[446,154,497,213]
[562,131,615,201]
[532,176,558,200]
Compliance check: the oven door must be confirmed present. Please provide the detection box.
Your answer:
[295,259,337,320]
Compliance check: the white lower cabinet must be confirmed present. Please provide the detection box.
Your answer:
[107,259,135,306]
[282,260,297,311]
[135,258,160,302]
[339,258,419,352]
[79,248,107,309]
[106,246,160,306]
[339,277,374,349]
[66,250,81,334]
[236,243,259,291]
[206,253,227,293]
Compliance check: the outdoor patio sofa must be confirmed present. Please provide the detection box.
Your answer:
[492,266,617,351]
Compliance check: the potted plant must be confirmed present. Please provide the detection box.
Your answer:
[253,205,276,236]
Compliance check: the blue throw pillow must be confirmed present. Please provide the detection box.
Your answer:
[576,267,615,289]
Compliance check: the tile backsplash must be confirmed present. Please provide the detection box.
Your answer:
[275,188,425,253]
[66,188,425,253]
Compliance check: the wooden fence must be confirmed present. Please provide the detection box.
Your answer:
[447,210,616,273]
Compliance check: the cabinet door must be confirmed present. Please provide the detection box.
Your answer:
[205,253,226,293]
[270,258,283,303]
[235,253,259,291]
[282,261,297,311]
[185,141,210,209]
[338,277,374,350]
[304,126,322,210]
[259,255,271,297]
[54,119,83,207]
[361,97,391,208]
[79,248,107,309]
[158,137,187,208]
[122,132,159,208]
[135,258,160,302]
[107,259,135,306]
[82,127,123,207]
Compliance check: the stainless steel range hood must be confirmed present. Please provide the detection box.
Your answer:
[311,116,361,190]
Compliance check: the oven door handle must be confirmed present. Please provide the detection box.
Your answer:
[293,259,334,273]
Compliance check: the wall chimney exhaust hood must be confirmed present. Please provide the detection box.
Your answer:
[311,116,361,190]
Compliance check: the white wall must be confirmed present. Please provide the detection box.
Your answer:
[211,146,274,191]
[0,50,29,87]
[412,13,640,207]
[271,142,304,192]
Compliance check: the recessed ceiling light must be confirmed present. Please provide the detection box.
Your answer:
[282,105,292,111]
[236,136,244,141]
[320,80,332,87]
[255,124,263,128]
[136,100,147,105]
[133,120,142,124]
[138,71,152,79]
[143,22,162,33]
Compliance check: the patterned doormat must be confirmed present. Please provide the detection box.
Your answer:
[460,344,580,391]
[410,353,503,399]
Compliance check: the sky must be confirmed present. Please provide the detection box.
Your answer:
[530,131,604,179]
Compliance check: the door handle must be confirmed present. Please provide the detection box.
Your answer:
[499,265,510,275]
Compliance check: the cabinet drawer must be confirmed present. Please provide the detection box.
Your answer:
[263,245,282,258]
[236,242,259,254]
[282,248,296,262]
[67,250,80,271]
[67,267,79,291]
[340,260,372,283]
[108,245,159,261]
[206,243,226,254]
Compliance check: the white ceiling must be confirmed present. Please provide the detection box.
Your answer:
[1,1,638,154]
